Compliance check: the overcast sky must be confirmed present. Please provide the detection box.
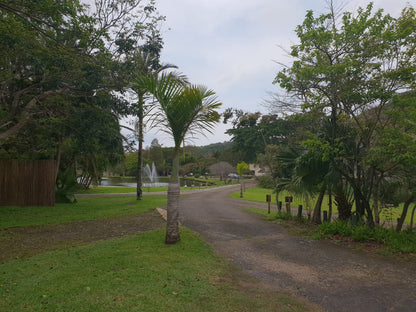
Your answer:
[139,0,412,148]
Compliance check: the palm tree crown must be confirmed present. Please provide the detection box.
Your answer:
[137,72,222,151]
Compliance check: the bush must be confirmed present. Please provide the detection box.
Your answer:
[319,220,352,237]
[276,211,294,220]
[350,225,373,242]
[318,220,416,253]
[386,229,416,253]
[257,175,275,189]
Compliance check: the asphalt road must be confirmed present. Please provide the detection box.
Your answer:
[178,184,416,312]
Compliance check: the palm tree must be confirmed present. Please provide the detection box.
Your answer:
[277,147,330,221]
[128,50,179,200]
[137,72,222,244]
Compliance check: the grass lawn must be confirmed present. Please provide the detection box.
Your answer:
[231,187,320,212]
[0,196,167,229]
[75,186,167,194]
[74,181,229,195]
[233,186,413,224]
[0,228,310,312]
[0,194,316,311]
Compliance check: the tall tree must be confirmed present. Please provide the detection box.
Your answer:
[137,72,222,244]
[275,3,416,227]
[0,0,163,177]
[127,51,177,200]
[224,110,295,163]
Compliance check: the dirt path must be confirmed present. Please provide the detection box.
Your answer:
[179,185,416,312]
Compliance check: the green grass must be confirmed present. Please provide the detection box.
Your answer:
[319,220,416,253]
[75,186,167,194]
[234,187,415,224]
[232,187,319,210]
[246,207,416,254]
[0,196,167,229]
[75,181,229,195]
[0,228,309,312]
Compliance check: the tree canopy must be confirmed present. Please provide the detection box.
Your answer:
[0,0,165,190]
[269,2,416,228]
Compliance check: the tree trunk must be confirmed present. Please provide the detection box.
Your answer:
[90,156,99,186]
[335,186,352,220]
[54,141,62,183]
[240,178,243,198]
[165,183,181,244]
[136,95,144,200]
[275,191,279,210]
[312,185,326,224]
[396,196,414,232]
[373,199,380,226]
[354,186,365,218]
[364,199,375,228]
[353,185,374,228]
[410,204,416,229]
[328,190,332,222]
[373,176,381,225]
[165,148,181,244]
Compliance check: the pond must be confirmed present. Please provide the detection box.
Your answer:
[100,176,169,187]
[100,177,212,188]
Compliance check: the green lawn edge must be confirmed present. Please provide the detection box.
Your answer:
[232,186,414,224]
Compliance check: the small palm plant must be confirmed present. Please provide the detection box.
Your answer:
[136,72,221,244]
[236,161,249,198]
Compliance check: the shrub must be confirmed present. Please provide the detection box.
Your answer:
[319,220,416,253]
[319,220,352,237]
[386,229,416,253]
[257,175,275,189]
[350,225,373,242]
[276,211,293,220]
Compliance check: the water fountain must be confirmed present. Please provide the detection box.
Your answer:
[142,162,168,187]
[101,162,170,187]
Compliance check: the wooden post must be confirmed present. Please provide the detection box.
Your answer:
[285,196,293,214]
[285,202,290,214]
[266,194,271,214]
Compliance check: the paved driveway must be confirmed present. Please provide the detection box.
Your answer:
[179,185,416,312]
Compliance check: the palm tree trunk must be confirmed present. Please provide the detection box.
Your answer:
[312,185,326,224]
[165,147,181,244]
[328,190,333,222]
[166,182,181,244]
[136,94,144,200]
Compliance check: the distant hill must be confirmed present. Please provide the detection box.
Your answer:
[200,141,232,153]
[183,141,232,157]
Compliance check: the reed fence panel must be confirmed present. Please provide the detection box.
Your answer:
[0,160,57,206]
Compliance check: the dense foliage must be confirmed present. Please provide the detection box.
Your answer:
[0,0,164,191]
[221,3,416,232]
